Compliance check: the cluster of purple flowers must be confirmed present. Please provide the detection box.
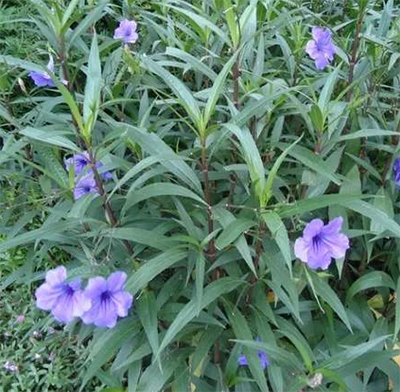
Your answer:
[35,266,133,329]
[64,151,112,200]
[29,19,138,87]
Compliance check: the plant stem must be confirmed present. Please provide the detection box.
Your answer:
[87,148,134,255]
[232,51,241,110]
[346,9,364,102]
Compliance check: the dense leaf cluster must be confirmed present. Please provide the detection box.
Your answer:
[1,0,400,391]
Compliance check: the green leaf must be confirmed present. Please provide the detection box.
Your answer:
[321,335,389,370]
[224,123,265,202]
[83,32,102,137]
[263,136,302,206]
[126,248,188,294]
[309,104,325,132]
[123,183,206,213]
[124,123,203,194]
[20,127,79,151]
[223,0,240,47]
[203,52,238,129]
[81,319,139,390]
[262,212,292,276]
[137,292,159,356]
[142,56,201,127]
[278,143,341,185]
[340,199,400,238]
[346,271,396,301]
[156,278,243,359]
[215,218,255,250]
[308,270,352,332]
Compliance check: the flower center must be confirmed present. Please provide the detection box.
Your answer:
[124,28,132,37]
[312,234,322,251]
[63,284,75,296]
[101,291,111,302]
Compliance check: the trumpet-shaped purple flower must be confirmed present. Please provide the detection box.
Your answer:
[73,175,99,200]
[114,19,138,43]
[81,272,133,328]
[306,27,337,70]
[393,158,400,188]
[64,151,112,181]
[294,217,349,270]
[29,55,67,87]
[238,338,270,370]
[35,266,91,323]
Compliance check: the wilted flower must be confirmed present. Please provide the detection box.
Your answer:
[33,353,41,361]
[35,266,91,323]
[305,27,337,70]
[32,330,42,339]
[15,315,25,323]
[64,151,112,181]
[238,338,270,370]
[73,175,99,200]
[113,19,138,43]
[82,272,133,328]
[393,158,400,188]
[4,361,18,372]
[294,217,349,270]
[29,55,67,87]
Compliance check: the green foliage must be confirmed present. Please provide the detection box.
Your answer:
[1,0,400,391]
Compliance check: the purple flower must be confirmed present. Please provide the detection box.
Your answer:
[29,55,67,87]
[306,27,337,70]
[73,175,99,200]
[238,338,270,370]
[393,158,400,188]
[294,217,349,270]
[35,266,91,323]
[114,19,138,43]
[81,272,133,328]
[64,151,112,181]
[4,361,19,372]
[15,315,25,323]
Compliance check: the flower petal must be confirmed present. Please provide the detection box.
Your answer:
[294,237,310,262]
[107,272,127,292]
[306,242,332,270]
[303,219,324,240]
[35,283,63,310]
[84,277,107,299]
[323,233,349,259]
[94,298,118,328]
[322,217,343,235]
[111,291,133,317]
[45,266,67,286]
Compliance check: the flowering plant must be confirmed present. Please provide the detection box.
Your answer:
[1,1,399,391]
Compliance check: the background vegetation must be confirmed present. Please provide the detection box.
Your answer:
[1,0,400,391]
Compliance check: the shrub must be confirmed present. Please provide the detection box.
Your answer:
[1,0,400,391]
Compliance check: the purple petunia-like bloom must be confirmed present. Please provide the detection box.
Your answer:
[73,175,99,200]
[393,158,400,188]
[238,338,270,370]
[81,272,133,328]
[64,151,112,181]
[35,266,91,323]
[29,55,67,87]
[305,27,337,70]
[294,217,349,270]
[114,19,138,43]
